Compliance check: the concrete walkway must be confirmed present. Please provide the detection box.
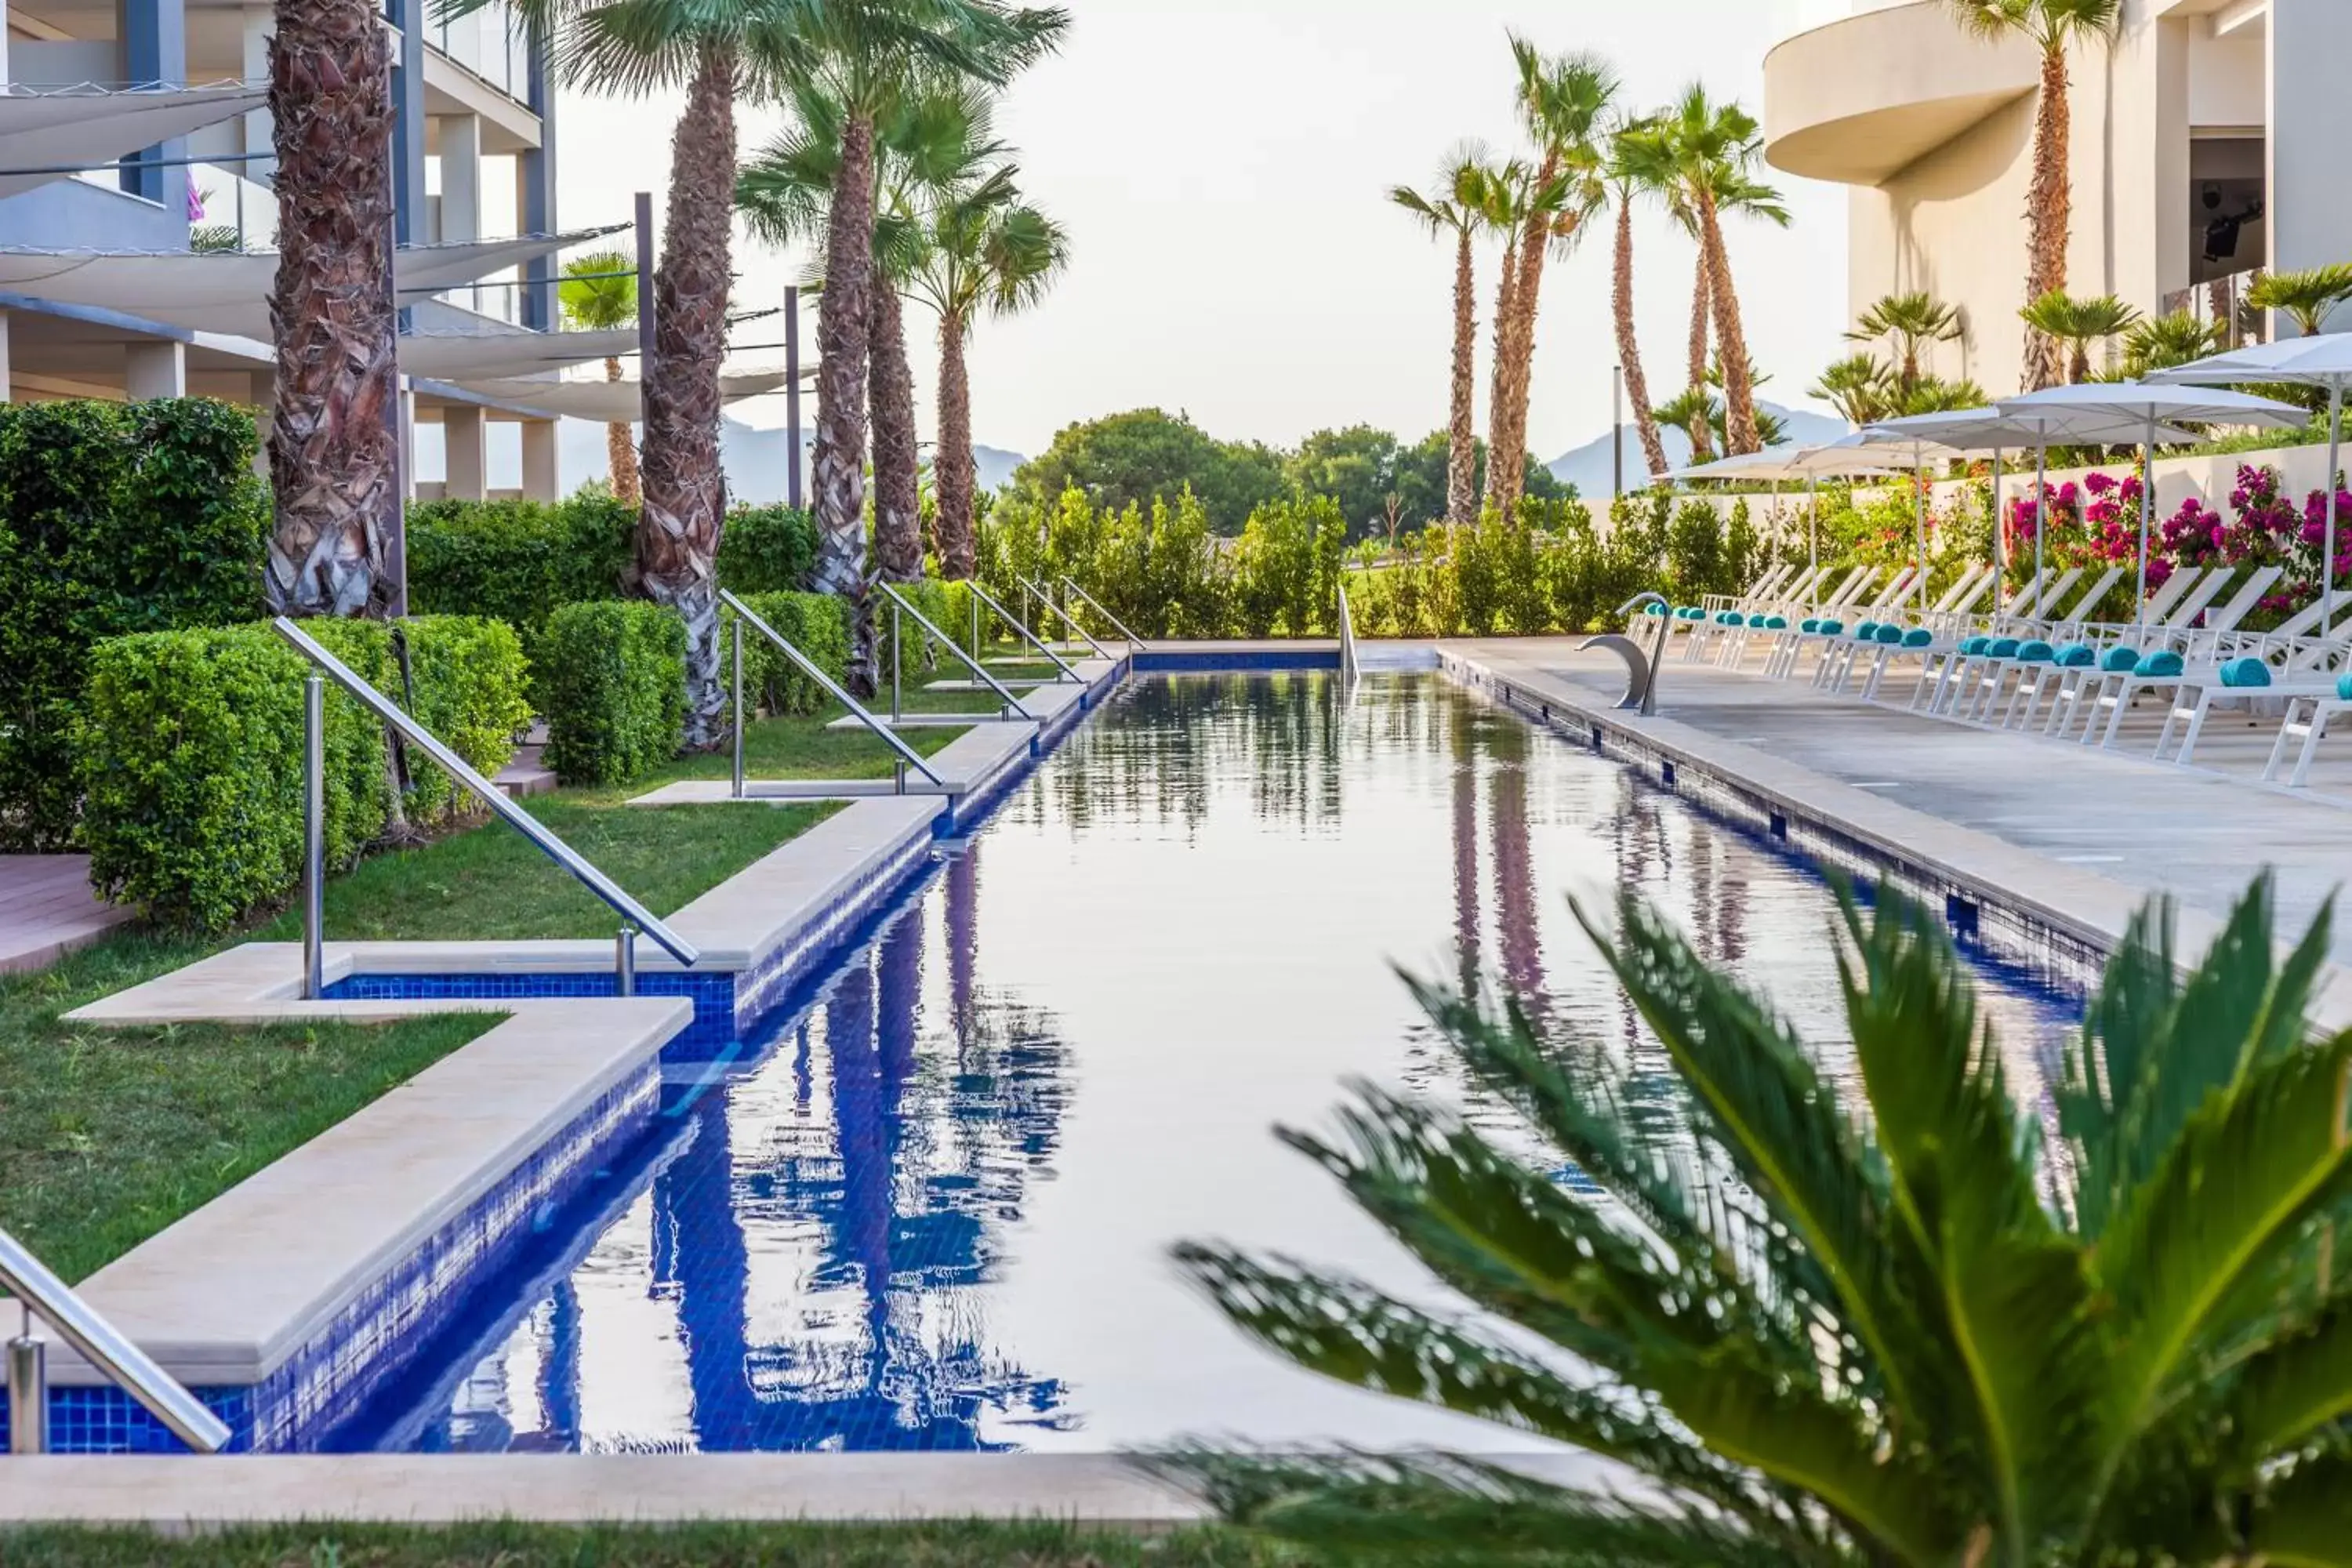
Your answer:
[0,855,134,975]
[1451,637,2352,975]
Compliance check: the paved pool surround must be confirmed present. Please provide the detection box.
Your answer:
[26,657,1127,1456]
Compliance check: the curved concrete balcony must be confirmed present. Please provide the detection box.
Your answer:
[1764,0,2038,185]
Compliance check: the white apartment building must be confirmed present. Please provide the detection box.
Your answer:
[1763,0,2352,393]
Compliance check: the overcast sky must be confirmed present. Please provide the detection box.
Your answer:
[551,0,1860,460]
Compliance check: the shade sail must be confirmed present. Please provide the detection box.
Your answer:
[398,325,644,380]
[454,368,795,419]
[0,226,626,336]
[1667,441,1911,484]
[0,82,267,198]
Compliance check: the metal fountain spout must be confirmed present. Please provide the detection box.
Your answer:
[1580,592,1668,717]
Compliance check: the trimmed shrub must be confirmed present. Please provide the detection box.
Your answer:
[0,397,269,848]
[717,503,819,594]
[730,590,851,717]
[405,494,634,643]
[538,601,685,786]
[73,615,527,931]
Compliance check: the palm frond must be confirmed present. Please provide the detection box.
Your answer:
[2247,1450,2352,1566]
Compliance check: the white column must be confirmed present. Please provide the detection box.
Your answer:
[241,8,274,179]
[521,417,558,499]
[2267,0,2352,336]
[444,405,486,499]
[124,341,187,400]
[0,312,13,405]
[439,113,482,244]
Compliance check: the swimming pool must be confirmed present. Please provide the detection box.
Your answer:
[339,671,2084,1454]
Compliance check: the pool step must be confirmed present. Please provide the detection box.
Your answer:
[495,738,557,799]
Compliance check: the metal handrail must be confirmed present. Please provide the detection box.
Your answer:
[874,583,1039,721]
[719,590,947,792]
[965,580,1083,682]
[1059,577,1149,649]
[3,1224,230,1454]
[1016,575,1115,659]
[1338,581,1360,681]
[270,619,700,998]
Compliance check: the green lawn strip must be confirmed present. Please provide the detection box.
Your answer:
[0,931,496,1283]
[0,1522,1288,1567]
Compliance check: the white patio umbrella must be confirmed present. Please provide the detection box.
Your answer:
[1867,408,2198,612]
[1846,426,1968,613]
[2150,335,2352,634]
[1995,382,2306,625]
[1666,441,1912,600]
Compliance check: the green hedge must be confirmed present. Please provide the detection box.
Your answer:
[405,495,634,643]
[729,591,851,717]
[716,503,819,594]
[0,398,270,849]
[538,601,685,786]
[75,615,528,931]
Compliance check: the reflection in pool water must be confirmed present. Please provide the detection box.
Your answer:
[355,673,2083,1454]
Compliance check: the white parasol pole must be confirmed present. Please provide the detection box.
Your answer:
[2137,410,2154,628]
[2328,380,2343,639]
[1915,456,1929,614]
[1808,474,1819,603]
[2034,424,2048,597]
[1991,443,2005,614]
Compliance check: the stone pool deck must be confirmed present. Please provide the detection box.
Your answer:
[1446,637,2352,1022]
[0,854,136,975]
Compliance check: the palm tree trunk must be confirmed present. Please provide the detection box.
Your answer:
[934,310,978,578]
[1491,165,1559,522]
[1612,199,1669,481]
[634,45,735,750]
[603,355,641,506]
[1445,225,1477,525]
[1684,249,1714,465]
[811,111,880,695]
[1698,188,1761,456]
[1482,230,1521,514]
[264,0,397,618]
[869,282,923,583]
[2022,43,2071,392]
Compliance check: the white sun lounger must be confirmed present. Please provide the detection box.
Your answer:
[2078,568,2286,748]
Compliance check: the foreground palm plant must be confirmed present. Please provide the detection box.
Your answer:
[1168,876,2352,1566]
[2249,263,2352,339]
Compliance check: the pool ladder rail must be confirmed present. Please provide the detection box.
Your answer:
[1338,580,1360,681]
[270,618,702,1001]
[1058,577,1150,653]
[720,589,951,800]
[2,1224,231,1455]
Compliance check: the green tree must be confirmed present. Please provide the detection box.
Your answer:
[1945,0,2124,389]
[1285,426,1401,542]
[2248,263,2352,337]
[1847,291,1963,402]
[1606,114,1675,481]
[1171,875,2352,1567]
[558,249,641,507]
[1810,351,1893,426]
[1391,145,1502,527]
[2120,309,2226,379]
[1007,409,1286,535]
[1389,431,1565,532]
[1656,84,1780,456]
[2020,289,2142,383]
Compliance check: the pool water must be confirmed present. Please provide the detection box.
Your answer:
[346,673,2085,1454]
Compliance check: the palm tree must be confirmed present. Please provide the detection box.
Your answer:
[1847,291,1963,402]
[1606,117,1674,481]
[1650,385,1715,461]
[1390,146,1497,528]
[1170,875,2352,1567]
[774,1,1069,695]
[1657,86,1782,456]
[1945,1,2123,390]
[2020,289,2141,383]
[1475,159,1538,506]
[559,249,642,506]
[906,169,1068,577]
[2120,309,2225,379]
[1810,351,1892,426]
[2248,263,2352,337]
[1487,41,1614,518]
[1896,372,1990,417]
[265,0,398,617]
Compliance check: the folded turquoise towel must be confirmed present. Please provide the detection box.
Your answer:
[1801,618,1820,633]
[1875,625,1905,644]
[1902,628,1933,648]
[1988,637,2021,659]
[2337,672,2352,702]
[1744,613,1767,627]
[2016,640,2056,662]
[2134,650,2184,678]
[1855,621,1881,639]
[1765,615,1788,630]
[1678,606,1704,620]
[1817,619,1844,635]
[2101,645,2141,673]
[1642,602,1666,615]
[2056,644,2096,668]
[1717,611,1743,626]
[2220,657,2271,688]
[1959,636,1990,656]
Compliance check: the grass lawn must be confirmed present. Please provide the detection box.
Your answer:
[0,700,982,1281]
[0,1523,1285,1567]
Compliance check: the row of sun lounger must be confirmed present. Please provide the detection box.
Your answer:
[1665,560,2352,794]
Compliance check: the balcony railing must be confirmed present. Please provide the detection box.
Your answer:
[429,0,535,108]
[2164,268,2270,352]
[188,164,279,253]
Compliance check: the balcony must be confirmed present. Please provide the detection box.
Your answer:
[1763,0,2038,185]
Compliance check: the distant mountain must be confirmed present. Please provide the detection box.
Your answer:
[554,418,1026,506]
[1544,401,1850,496]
